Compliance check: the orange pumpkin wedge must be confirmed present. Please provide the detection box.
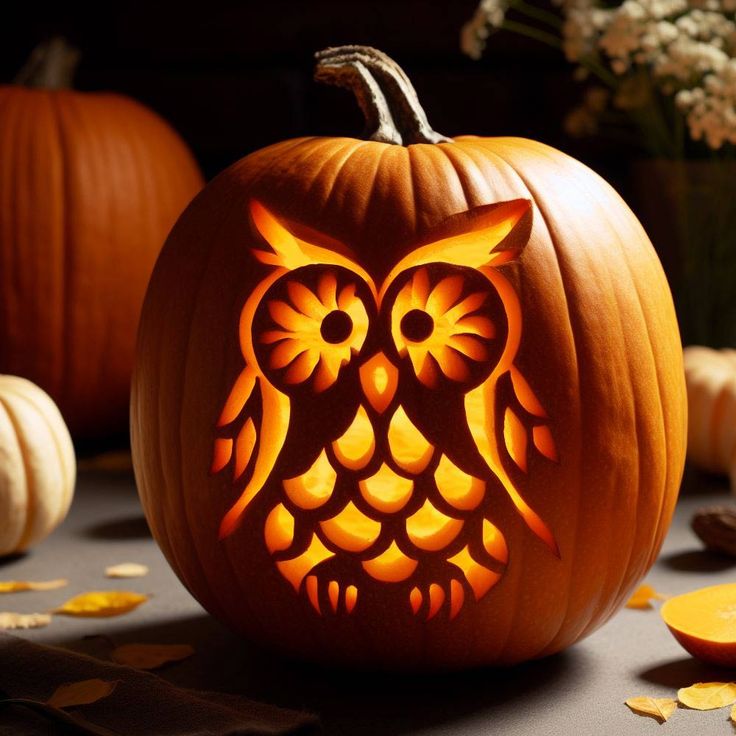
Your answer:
[661,584,736,666]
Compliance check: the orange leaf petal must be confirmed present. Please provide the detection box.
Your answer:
[0,612,52,629]
[111,643,194,670]
[626,584,666,609]
[0,579,68,593]
[625,696,677,722]
[677,682,736,710]
[104,563,149,579]
[55,591,148,617]
[47,679,117,709]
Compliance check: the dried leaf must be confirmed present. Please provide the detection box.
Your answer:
[47,679,117,709]
[0,612,52,629]
[731,703,736,723]
[0,579,68,593]
[104,563,149,579]
[55,591,148,617]
[111,643,194,670]
[677,682,736,710]
[626,584,666,609]
[625,696,678,722]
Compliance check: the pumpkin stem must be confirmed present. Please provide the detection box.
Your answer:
[13,37,80,90]
[315,46,452,146]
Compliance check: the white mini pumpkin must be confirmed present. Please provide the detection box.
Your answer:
[0,375,75,555]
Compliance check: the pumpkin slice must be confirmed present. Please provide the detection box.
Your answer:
[661,583,736,666]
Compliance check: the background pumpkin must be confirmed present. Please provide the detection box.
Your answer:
[131,46,686,668]
[0,39,204,439]
[683,346,736,491]
[0,375,75,556]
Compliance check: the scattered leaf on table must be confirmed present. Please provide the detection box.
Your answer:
[625,696,678,722]
[111,643,194,669]
[47,679,117,709]
[731,703,736,723]
[55,591,148,617]
[626,584,666,609]
[0,612,52,629]
[104,563,149,579]
[677,682,736,710]
[0,579,68,593]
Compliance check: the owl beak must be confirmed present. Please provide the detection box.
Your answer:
[359,352,399,414]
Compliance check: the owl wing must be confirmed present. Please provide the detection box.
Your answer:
[464,365,559,555]
[212,364,291,539]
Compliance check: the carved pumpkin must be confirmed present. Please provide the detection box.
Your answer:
[683,346,736,490]
[0,375,75,556]
[0,39,203,438]
[131,46,686,668]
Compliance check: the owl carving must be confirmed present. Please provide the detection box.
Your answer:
[212,198,558,620]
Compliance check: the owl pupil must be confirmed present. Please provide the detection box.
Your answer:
[321,310,353,344]
[401,309,434,342]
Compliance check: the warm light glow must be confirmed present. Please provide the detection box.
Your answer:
[320,501,382,552]
[306,575,320,613]
[482,519,508,564]
[264,504,295,553]
[405,499,464,552]
[282,449,336,510]
[218,366,257,427]
[328,580,340,612]
[211,438,233,473]
[359,352,399,414]
[332,405,375,470]
[504,407,528,472]
[362,541,418,582]
[359,463,414,513]
[276,534,334,591]
[434,454,485,510]
[449,579,465,620]
[234,418,256,480]
[387,406,434,474]
[533,425,558,462]
[262,273,369,391]
[390,268,495,387]
[448,546,502,600]
[427,583,445,620]
[510,366,547,418]
[345,585,358,613]
[410,586,422,614]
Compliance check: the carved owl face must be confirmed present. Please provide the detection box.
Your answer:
[211,198,558,620]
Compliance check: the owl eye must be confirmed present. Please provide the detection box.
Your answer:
[400,309,434,342]
[321,310,354,344]
[255,269,370,392]
[389,266,499,388]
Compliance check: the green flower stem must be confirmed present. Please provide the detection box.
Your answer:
[501,19,563,49]
[511,0,563,29]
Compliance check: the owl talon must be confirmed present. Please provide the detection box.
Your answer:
[408,578,467,620]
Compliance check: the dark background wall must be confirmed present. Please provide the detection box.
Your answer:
[0,1,626,187]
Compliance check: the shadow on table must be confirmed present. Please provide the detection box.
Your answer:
[59,613,586,736]
[639,657,735,689]
[82,514,152,541]
[659,549,736,573]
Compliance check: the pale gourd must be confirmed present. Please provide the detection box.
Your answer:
[0,375,75,555]
[683,346,736,490]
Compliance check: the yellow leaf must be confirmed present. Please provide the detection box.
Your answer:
[111,643,194,670]
[626,584,666,609]
[55,591,148,617]
[47,679,117,709]
[0,579,68,593]
[0,612,52,629]
[677,682,736,710]
[105,563,149,579]
[731,703,736,723]
[625,696,678,722]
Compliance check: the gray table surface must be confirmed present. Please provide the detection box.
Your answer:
[2,462,735,736]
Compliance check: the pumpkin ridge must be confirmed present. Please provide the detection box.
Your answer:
[483,140,586,658]
[0,397,26,553]
[0,394,37,551]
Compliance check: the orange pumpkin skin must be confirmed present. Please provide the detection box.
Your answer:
[131,132,686,669]
[0,86,203,438]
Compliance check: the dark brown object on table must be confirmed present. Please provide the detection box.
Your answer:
[0,632,318,736]
[691,506,736,557]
